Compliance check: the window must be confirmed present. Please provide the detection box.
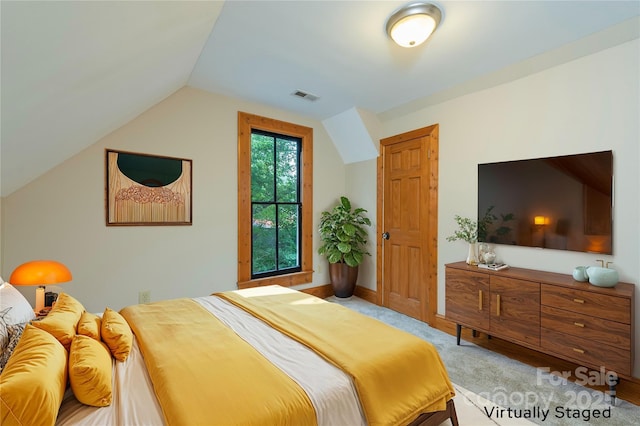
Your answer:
[250,130,301,278]
[237,112,313,288]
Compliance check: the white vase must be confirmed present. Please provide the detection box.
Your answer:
[466,242,478,265]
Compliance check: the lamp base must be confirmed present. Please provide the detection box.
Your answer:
[35,286,45,313]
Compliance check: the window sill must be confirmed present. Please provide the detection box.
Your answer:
[237,270,313,290]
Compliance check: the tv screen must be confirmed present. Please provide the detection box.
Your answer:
[477,150,613,254]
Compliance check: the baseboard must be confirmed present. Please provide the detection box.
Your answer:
[354,286,377,304]
[299,284,333,299]
[433,314,457,336]
[301,284,378,303]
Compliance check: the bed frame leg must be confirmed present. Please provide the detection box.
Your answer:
[448,399,459,426]
[407,399,458,426]
[456,324,461,345]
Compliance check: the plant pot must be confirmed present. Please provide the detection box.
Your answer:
[329,262,359,298]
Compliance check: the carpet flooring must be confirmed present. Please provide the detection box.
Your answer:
[328,296,639,426]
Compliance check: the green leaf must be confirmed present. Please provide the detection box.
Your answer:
[340,196,351,211]
[327,252,342,263]
[342,223,356,236]
[351,251,363,265]
[343,252,357,267]
[337,242,351,253]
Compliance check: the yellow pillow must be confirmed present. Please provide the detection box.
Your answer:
[101,307,133,362]
[31,292,84,350]
[0,325,67,426]
[69,335,113,407]
[77,311,101,340]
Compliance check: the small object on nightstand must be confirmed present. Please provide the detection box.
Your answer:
[45,291,58,307]
[34,307,52,320]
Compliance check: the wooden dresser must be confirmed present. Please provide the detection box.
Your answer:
[445,261,635,379]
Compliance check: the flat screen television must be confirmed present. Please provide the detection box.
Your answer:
[477,150,613,254]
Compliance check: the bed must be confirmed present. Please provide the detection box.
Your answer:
[1,283,457,426]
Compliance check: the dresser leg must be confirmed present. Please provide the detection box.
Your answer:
[608,374,620,405]
[456,324,461,345]
[472,329,477,337]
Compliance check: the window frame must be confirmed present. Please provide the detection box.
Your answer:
[237,112,313,289]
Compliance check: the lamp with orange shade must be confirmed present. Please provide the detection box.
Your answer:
[9,260,72,313]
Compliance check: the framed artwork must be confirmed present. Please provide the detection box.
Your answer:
[105,149,192,226]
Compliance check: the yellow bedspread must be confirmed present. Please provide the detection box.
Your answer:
[217,286,455,426]
[120,298,316,426]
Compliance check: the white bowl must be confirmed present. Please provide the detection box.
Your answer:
[586,267,618,287]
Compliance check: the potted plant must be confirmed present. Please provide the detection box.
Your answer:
[318,196,371,297]
[446,215,479,265]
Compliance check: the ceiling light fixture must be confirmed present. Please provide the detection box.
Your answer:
[386,2,442,48]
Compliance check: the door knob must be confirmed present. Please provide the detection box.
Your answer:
[382,232,390,240]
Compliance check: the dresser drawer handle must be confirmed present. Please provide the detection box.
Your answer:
[478,290,483,311]
[573,298,585,304]
[574,322,585,328]
[572,348,585,354]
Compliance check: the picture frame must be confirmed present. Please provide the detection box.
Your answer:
[105,149,192,226]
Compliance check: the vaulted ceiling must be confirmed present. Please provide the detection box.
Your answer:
[2,1,638,196]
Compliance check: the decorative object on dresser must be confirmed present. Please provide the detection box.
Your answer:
[446,215,479,265]
[573,260,619,287]
[9,260,72,314]
[445,261,634,401]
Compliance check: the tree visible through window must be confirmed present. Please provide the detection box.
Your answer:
[237,112,313,289]
[251,130,301,277]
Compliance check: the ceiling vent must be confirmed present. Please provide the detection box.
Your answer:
[291,90,319,102]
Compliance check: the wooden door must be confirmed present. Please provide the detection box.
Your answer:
[378,125,438,323]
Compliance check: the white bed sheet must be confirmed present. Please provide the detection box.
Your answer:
[56,296,366,425]
[195,296,365,426]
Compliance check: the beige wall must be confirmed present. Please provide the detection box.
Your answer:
[2,87,346,312]
[0,197,3,280]
[360,39,640,376]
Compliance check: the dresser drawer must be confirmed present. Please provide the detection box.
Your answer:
[541,284,630,323]
[541,328,631,376]
[541,305,630,350]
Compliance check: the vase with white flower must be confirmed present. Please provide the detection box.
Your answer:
[446,215,479,265]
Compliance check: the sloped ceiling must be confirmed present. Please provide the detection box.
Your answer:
[1,1,223,196]
[1,1,639,196]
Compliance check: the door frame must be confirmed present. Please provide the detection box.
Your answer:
[376,124,439,325]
